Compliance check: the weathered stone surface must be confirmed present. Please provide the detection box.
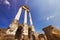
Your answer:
[2,35,15,40]
[34,32,39,40]
[0,28,16,40]
[38,34,47,40]
[0,24,29,40]
[0,25,60,40]
[43,25,60,40]
[23,35,29,40]
[15,24,24,40]
[28,26,38,40]
[28,26,33,40]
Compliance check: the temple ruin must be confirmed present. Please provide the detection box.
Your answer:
[0,6,60,40]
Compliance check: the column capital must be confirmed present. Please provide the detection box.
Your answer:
[22,6,30,12]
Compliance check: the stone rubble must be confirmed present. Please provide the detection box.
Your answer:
[0,25,60,40]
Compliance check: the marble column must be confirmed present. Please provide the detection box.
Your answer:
[23,10,28,35]
[29,12,35,32]
[24,10,27,24]
[15,7,22,20]
[6,7,22,35]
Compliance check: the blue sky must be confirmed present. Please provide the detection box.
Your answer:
[0,0,60,33]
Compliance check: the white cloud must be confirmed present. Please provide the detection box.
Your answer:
[46,16,55,21]
[4,0,10,5]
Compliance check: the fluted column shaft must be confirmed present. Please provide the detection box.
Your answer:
[15,7,22,20]
[29,12,33,25]
[23,10,28,35]
[29,12,35,32]
[6,7,22,35]
[24,10,27,24]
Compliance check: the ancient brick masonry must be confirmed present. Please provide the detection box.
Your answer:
[0,5,60,40]
[43,25,60,40]
[0,28,15,40]
[0,25,60,40]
